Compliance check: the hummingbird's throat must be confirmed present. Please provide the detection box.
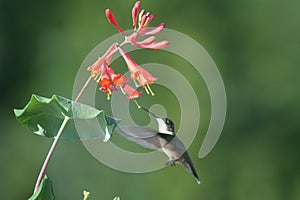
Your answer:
[156,118,174,135]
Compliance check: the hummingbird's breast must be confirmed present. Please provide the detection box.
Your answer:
[161,136,187,160]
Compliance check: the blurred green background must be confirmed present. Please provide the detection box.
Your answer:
[1,0,300,199]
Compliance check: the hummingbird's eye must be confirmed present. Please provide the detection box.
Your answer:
[165,119,170,125]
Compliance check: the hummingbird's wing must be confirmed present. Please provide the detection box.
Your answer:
[116,125,166,151]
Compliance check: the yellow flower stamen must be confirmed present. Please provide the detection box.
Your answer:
[144,85,150,94]
[144,18,150,27]
[134,99,141,109]
[120,87,125,94]
[88,70,97,78]
[83,190,90,200]
[146,84,155,96]
[95,75,101,82]
[107,89,112,100]
[133,79,139,87]
[138,11,144,27]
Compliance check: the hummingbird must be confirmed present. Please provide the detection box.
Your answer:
[116,107,200,184]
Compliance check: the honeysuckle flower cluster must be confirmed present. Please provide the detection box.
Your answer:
[87,1,169,104]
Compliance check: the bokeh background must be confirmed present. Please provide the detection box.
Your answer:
[1,0,300,199]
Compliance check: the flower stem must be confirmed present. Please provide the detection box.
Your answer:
[74,76,93,102]
[33,39,129,193]
[34,116,70,193]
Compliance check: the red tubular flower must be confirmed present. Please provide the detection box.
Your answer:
[106,67,130,88]
[132,1,141,29]
[138,9,145,24]
[97,65,131,100]
[137,9,155,30]
[118,47,157,95]
[122,84,142,100]
[138,22,165,36]
[99,77,112,92]
[88,1,169,102]
[98,73,115,100]
[128,2,168,50]
[128,35,169,50]
[113,74,130,88]
[140,14,148,28]
[137,40,169,50]
[143,23,165,35]
[147,14,155,25]
[127,32,139,43]
[134,66,157,86]
[136,36,156,45]
[87,43,117,79]
[104,66,141,101]
[105,9,125,35]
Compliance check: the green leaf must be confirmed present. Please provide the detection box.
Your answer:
[28,175,55,200]
[14,94,120,141]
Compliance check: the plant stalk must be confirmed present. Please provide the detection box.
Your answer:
[74,76,93,102]
[33,39,129,193]
[34,116,70,193]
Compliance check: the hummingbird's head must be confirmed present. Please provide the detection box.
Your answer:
[141,107,175,135]
[156,117,175,135]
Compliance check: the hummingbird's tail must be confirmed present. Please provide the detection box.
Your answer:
[180,152,200,184]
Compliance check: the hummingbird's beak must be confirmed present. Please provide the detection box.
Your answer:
[141,106,159,118]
